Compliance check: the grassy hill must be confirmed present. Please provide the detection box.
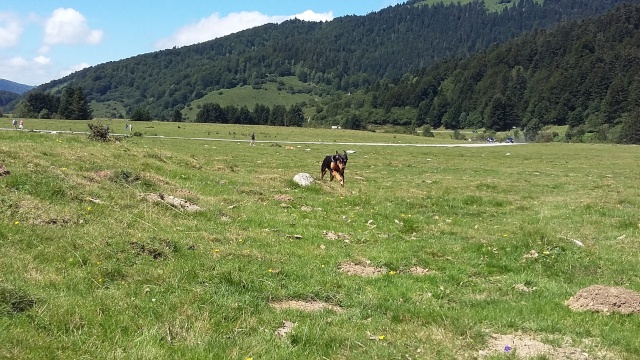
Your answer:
[183,77,324,122]
[2,125,640,358]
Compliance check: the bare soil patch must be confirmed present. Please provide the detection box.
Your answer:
[270,300,342,312]
[565,285,640,314]
[479,333,614,359]
[339,261,386,277]
[274,194,294,202]
[142,193,202,212]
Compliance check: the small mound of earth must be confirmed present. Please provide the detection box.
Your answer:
[565,285,640,314]
[274,194,294,202]
[0,164,10,176]
[479,333,601,359]
[339,261,386,277]
[142,193,202,212]
[270,300,342,312]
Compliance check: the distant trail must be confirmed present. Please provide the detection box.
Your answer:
[0,128,525,147]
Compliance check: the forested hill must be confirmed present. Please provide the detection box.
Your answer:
[361,3,640,143]
[31,0,640,119]
[0,79,32,95]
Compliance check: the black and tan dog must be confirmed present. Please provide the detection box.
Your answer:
[321,150,348,186]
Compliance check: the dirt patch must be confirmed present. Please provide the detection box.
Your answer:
[94,170,112,179]
[270,300,342,312]
[0,164,10,176]
[274,194,294,202]
[479,333,615,359]
[408,266,431,275]
[323,230,350,241]
[565,285,640,314]
[339,261,386,277]
[142,193,202,212]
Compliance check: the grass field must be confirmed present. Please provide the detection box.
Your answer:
[4,118,472,144]
[1,124,640,359]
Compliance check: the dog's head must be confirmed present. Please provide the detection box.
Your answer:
[333,150,348,170]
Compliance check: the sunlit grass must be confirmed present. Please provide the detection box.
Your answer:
[1,128,639,359]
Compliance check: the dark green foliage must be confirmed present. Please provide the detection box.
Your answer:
[617,110,640,144]
[171,109,183,122]
[485,94,519,131]
[130,107,153,121]
[0,90,21,108]
[59,86,92,120]
[343,113,365,130]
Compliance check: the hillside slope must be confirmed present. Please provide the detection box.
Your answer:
[0,79,33,95]
[30,0,640,120]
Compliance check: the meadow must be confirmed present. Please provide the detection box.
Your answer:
[1,122,639,359]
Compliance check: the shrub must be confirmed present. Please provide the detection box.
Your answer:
[87,121,111,142]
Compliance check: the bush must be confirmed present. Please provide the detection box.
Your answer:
[87,121,111,142]
[452,130,467,140]
[422,125,435,137]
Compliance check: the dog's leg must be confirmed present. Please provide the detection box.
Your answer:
[334,172,343,186]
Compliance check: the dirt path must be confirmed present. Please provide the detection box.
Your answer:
[1,127,524,147]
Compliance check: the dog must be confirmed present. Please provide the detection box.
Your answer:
[321,150,348,186]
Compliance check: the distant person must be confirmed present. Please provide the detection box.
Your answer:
[250,132,255,146]
[12,119,17,129]
[18,119,24,130]
[125,124,129,132]
[129,123,132,132]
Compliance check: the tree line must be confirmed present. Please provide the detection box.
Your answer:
[194,103,305,127]
[12,86,92,120]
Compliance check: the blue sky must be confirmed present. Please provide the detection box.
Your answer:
[0,1,404,86]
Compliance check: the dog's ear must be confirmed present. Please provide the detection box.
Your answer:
[336,150,340,155]
[343,150,348,159]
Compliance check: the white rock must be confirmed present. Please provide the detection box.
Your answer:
[293,173,314,186]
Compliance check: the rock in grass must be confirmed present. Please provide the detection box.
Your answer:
[293,173,314,186]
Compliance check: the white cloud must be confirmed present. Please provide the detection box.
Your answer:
[0,56,52,86]
[43,8,103,46]
[34,55,51,65]
[59,62,90,77]
[0,12,23,48]
[155,10,333,50]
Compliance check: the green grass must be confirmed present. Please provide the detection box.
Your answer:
[12,118,468,144]
[183,77,321,122]
[1,126,640,359]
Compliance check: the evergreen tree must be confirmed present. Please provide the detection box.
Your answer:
[485,94,518,131]
[270,105,286,126]
[286,104,305,127]
[195,103,223,123]
[171,109,183,122]
[130,107,153,121]
[73,87,92,120]
[617,110,640,144]
[601,75,628,124]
